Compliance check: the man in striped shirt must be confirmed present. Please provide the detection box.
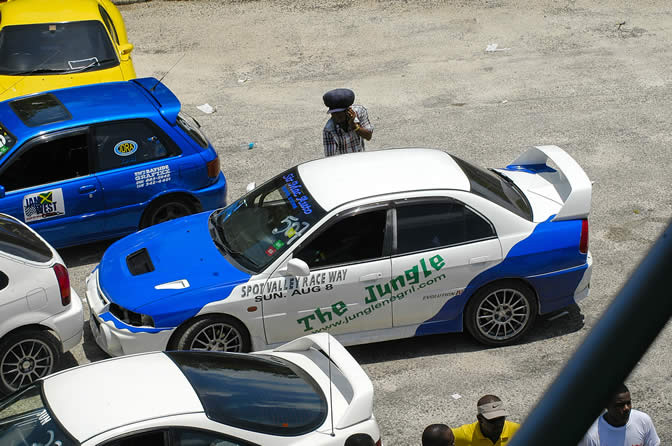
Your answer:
[322,88,374,157]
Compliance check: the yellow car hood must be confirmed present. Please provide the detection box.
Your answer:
[0,66,125,101]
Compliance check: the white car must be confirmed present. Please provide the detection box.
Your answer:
[0,333,382,446]
[0,213,83,394]
[86,146,593,356]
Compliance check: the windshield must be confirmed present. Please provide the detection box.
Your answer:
[451,155,533,220]
[0,383,76,446]
[210,168,326,273]
[176,112,210,148]
[0,21,118,75]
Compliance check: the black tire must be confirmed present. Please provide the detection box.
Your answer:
[172,315,251,353]
[0,330,60,394]
[465,280,538,346]
[141,197,195,228]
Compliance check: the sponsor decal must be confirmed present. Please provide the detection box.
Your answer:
[265,246,277,256]
[272,215,310,245]
[134,165,171,188]
[422,289,463,300]
[281,173,313,215]
[23,189,66,223]
[241,268,348,302]
[114,140,138,157]
[273,239,285,249]
[0,146,8,155]
[296,255,448,332]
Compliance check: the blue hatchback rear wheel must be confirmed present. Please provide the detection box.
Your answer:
[141,197,195,228]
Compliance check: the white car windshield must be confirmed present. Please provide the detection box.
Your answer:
[0,383,76,446]
[210,167,326,273]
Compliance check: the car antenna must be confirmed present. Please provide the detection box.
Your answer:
[328,332,335,437]
[150,54,186,91]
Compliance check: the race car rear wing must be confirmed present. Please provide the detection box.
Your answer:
[507,145,592,221]
[274,333,374,429]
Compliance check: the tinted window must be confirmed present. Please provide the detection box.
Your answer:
[0,272,7,290]
[9,94,71,127]
[210,168,326,273]
[294,209,388,268]
[174,428,257,446]
[451,155,533,220]
[396,202,495,254]
[93,120,179,171]
[0,384,76,446]
[98,5,120,45]
[103,430,167,446]
[167,352,327,436]
[0,215,52,262]
[0,131,89,191]
[0,21,118,75]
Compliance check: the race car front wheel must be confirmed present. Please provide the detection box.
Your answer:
[0,330,60,395]
[172,315,251,353]
[465,280,538,346]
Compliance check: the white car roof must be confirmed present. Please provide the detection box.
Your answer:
[298,148,470,211]
[43,352,203,441]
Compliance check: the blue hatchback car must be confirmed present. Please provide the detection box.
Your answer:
[0,78,227,248]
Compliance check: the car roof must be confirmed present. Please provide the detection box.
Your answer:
[0,0,105,24]
[297,148,471,211]
[0,78,177,145]
[42,352,203,442]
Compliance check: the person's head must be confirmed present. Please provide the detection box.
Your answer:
[604,384,632,427]
[476,395,507,440]
[422,423,455,446]
[344,433,376,446]
[323,88,355,124]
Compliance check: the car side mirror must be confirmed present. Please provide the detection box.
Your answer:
[119,43,134,61]
[246,182,256,193]
[0,185,5,199]
[285,258,310,277]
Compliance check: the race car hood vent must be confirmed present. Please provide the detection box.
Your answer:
[126,248,155,276]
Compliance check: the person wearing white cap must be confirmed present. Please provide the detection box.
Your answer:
[322,88,373,157]
[451,395,520,446]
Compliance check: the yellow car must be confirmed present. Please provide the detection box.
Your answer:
[0,0,136,100]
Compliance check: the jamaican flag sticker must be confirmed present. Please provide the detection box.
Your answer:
[23,188,66,223]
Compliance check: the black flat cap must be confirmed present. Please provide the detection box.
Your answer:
[323,88,355,113]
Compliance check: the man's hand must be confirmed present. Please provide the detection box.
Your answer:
[346,107,357,125]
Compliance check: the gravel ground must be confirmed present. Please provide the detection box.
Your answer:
[58,1,672,444]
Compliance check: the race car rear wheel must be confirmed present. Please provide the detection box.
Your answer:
[0,330,60,395]
[465,280,538,346]
[173,315,251,353]
[141,197,196,228]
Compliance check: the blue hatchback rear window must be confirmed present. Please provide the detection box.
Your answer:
[9,94,72,127]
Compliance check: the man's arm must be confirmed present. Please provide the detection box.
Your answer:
[354,106,373,141]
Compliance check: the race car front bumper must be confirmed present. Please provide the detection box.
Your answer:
[85,269,173,357]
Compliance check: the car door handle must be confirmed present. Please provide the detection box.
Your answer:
[360,272,383,282]
[79,185,97,194]
[469,256,489,265]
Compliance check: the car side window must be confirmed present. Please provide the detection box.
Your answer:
[101,430,168,446]
[0,271,8,290]
[294,209,388,269]
[93,120,179,172]
[99,5,120,45]
[395,201,495,254]
[173,428,256,446]
[0,131,89,192]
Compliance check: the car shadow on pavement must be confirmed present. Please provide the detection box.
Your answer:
[58,321,111,372]
[347,304,585,365]
[57,239,119,268]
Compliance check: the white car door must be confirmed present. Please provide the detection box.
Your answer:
[262,205,393,344]
[390,199,503,327]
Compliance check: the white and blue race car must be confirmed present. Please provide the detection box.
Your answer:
[86,146,593,356]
